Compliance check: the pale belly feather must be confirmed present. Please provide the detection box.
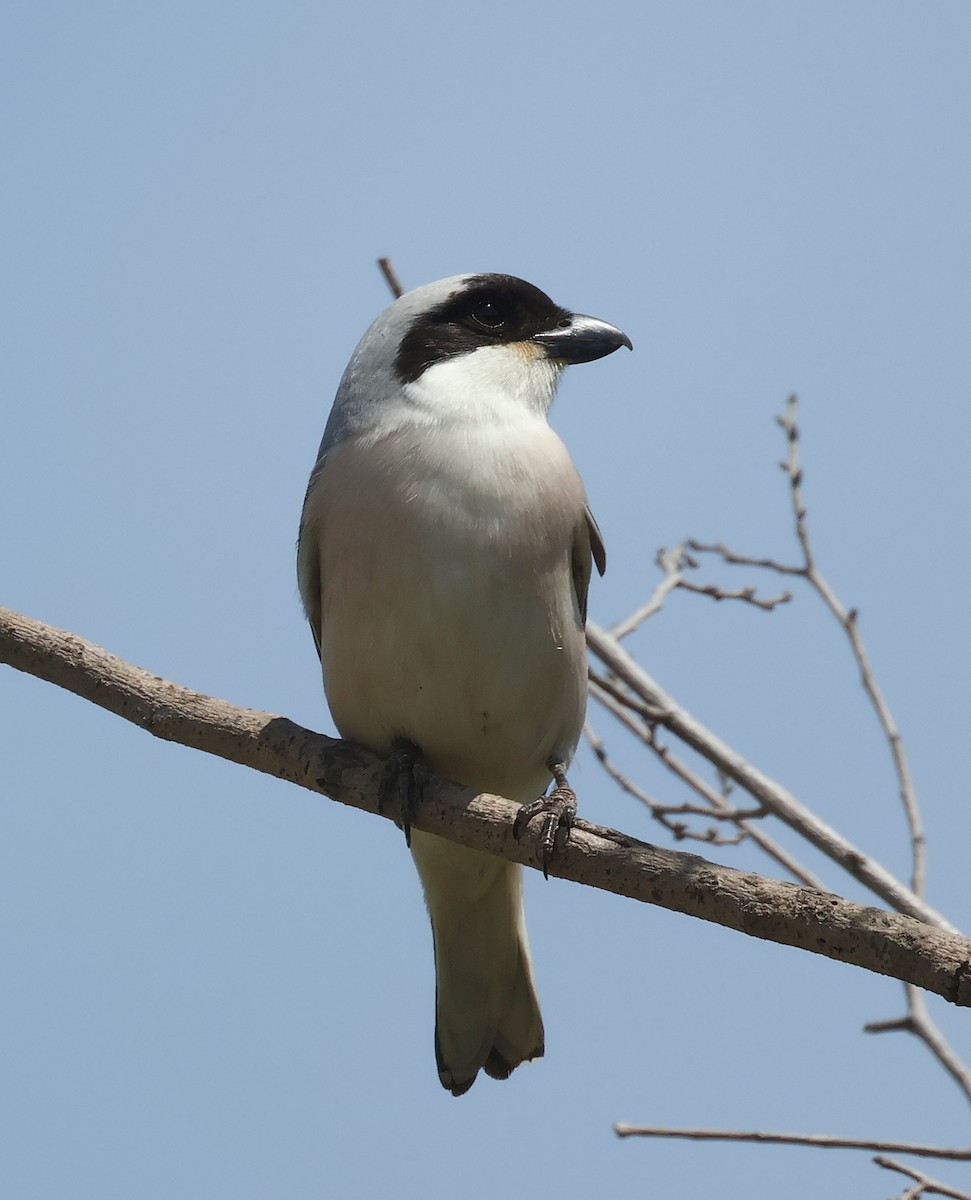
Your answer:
[309,422,588,803]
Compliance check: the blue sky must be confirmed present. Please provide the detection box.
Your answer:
[2,3,970,1197]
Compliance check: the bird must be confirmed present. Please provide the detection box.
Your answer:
[297,272,631,1095]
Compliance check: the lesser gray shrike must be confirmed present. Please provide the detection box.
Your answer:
[298,273,631,1094]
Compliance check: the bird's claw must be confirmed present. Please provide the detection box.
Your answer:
[380,739,427,847]
[513,764,577,879]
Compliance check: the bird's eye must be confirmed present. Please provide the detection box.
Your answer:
[470,299,507,329]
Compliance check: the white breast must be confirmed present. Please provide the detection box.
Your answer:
[305,415,589,803]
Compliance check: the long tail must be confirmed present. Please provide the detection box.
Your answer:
[410,829,544,1096]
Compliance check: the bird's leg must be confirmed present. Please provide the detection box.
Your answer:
[379,738,428,847]
[513,760,577,879]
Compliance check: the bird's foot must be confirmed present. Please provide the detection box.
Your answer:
[513,761,577,879]
[380,738,427,847]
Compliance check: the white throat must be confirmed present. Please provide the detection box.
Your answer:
[402,343,562,427]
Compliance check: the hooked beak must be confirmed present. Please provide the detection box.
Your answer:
[532,313,633,364]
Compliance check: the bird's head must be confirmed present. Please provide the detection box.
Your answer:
[323,273,631,445]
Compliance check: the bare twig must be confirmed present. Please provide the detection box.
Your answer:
[585,723,749,845]
[588,674,827,889]
[866,984,971,1105]
[376,256,404,299]
[777,395,926,899]
[4,606,971,1004]
[874,1156,971,1200]
[611,545,790,640]
[686,540,803,576]
[687,398,963,1094]
[690,396,926,899]
[585,619,957,933]
[588,667,666,724]
[613,1127,971,1161]
[677,579,791,609]
[610,549,685,637]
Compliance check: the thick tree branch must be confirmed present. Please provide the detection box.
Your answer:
[3,605,971,1007]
